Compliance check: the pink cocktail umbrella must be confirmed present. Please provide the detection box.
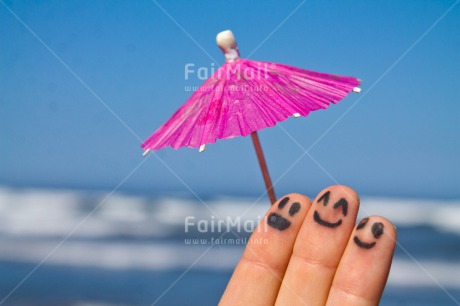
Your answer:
[142,30,361,205]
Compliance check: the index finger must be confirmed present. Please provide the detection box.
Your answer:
[219,194,311,306]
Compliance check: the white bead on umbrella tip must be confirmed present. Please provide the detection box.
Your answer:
[216,30,236,50]
[216,30,239,62]
[199,144,206,152]
[142,149,151,156]
[353,87,362,93]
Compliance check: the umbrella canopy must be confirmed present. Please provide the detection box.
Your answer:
[142,30,361,204]
[141,30,360,152]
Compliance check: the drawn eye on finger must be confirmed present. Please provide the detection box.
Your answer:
[313,191,349,228]
[267,197,302,231]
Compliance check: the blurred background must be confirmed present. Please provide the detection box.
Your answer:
[1,0,459,305]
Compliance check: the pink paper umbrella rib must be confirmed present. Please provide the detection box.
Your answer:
[141,59,360,151]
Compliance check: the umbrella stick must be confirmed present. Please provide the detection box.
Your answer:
[251,132,276,205]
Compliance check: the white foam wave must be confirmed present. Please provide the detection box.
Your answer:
[0,240,242,271]
[0,239,459,289]
[389,259,460,287]
[0,187,267,238]
[359,196,460,234]
[0,187,459,238]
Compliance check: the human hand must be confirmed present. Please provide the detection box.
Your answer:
[220,185,396,306]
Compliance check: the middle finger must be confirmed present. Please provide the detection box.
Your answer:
[275,185,360,306]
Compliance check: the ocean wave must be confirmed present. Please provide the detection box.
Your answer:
[0,239,459,289]
[1,186,460,291]
[0,187,459,238]
[359,196,460,234]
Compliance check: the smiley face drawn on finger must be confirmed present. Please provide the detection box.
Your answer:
[313,190,349,228]
[267,196,302,231]
[353,218,384,249]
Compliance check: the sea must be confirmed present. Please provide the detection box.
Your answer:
[0,186,459,306]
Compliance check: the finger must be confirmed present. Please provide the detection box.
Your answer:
[219,194,311,306]
[326,216,397,306]
[275,185,360,306]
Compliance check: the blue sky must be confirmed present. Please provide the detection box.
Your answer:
[1,0,459,199]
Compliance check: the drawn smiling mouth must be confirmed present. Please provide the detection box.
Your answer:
[268,212,291,231]
[313,211,342,228]
[353,236,376,249]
